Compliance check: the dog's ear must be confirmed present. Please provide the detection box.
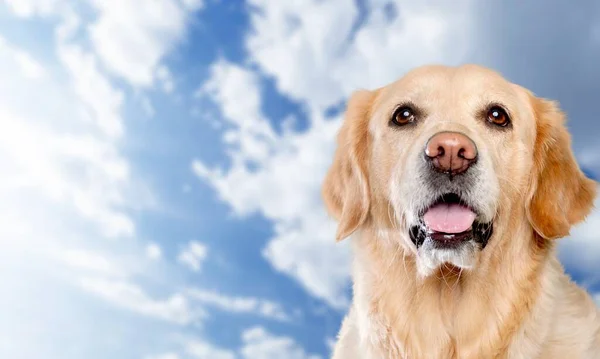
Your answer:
[526,95,597,240]
[322,90,376,241]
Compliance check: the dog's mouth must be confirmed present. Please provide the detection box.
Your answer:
[410,193,493,249]
[422,193,476,235]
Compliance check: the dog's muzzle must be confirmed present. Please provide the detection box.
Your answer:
[409,131,494,250]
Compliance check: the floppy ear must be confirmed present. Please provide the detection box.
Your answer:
[322,90,376,241]
[526,96,598,240]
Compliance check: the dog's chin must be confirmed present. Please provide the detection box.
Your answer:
[408,193,494,278]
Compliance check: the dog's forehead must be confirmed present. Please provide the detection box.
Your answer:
[380,64,517,104]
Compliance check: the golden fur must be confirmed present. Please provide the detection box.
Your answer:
[322,64,600,358]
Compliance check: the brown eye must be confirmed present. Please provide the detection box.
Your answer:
[487,106,510,127]
[392,106,415,126]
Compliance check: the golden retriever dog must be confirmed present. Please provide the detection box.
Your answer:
[322,64,600,358]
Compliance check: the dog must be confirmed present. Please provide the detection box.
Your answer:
[322,64,600,358]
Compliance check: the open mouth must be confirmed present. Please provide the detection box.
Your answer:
[410,193,493,249]
[423,193,476,236]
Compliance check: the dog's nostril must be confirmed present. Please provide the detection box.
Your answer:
[437,146,445,157]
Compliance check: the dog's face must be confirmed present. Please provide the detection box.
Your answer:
[323,64,596,277]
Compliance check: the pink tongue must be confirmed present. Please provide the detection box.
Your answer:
[423,203,476,234]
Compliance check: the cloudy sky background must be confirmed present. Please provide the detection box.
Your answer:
[0,0,599,358]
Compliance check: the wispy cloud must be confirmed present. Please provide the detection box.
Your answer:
[192,59,350,308]
[87,0,202,87]
[239,326,321,359]
[0,35,136,238]
[187,288,294,322]
[150,326,320,359]
[79,277,201,325]
[0,37,45,79]
[145,354,181,359]
[146,243,164,261]
[2,0,65,17]
[185,340,236,359]
[245,0,472,111]
[0,2,202,356]
[177,240,208,272]
[55,248,123,277]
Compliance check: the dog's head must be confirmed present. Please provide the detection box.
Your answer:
[322,64,597,277]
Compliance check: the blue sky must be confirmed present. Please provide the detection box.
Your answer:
[0,0,599,358]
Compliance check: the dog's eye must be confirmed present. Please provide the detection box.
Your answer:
[487,106,510,127]
[391,106,415,126]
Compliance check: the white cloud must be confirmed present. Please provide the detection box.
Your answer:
[187,288,293,321]
[79,277,200,325]
[178,240,208,272]
[58,44,126,140]
[186,340,236,359]
[152,326,318,359]
[156,64,175,93]
[244,0,356,110]
[0,31,163,359]
[261,190,352,309]
[325,337,336,353]
[0,10,180,357]
[0,106,133,237]
[240,326,321,359]
[145,353,181,359]
[13,52,45,79]
[2,0,64,17]
[192,60,351,308]
[147,243,163,260]
[87,0,197,87]
[180,0,205,11]
[142,96,157,118]
[55,248,122,277]
[245,0,473,111]
[0,32,140,242]
[195,58,277,164]
[0,38,46,79]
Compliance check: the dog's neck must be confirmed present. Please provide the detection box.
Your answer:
[350,216,558,358]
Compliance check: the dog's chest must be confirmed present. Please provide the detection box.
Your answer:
[357,300,509,359]
[359,313,457,359]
